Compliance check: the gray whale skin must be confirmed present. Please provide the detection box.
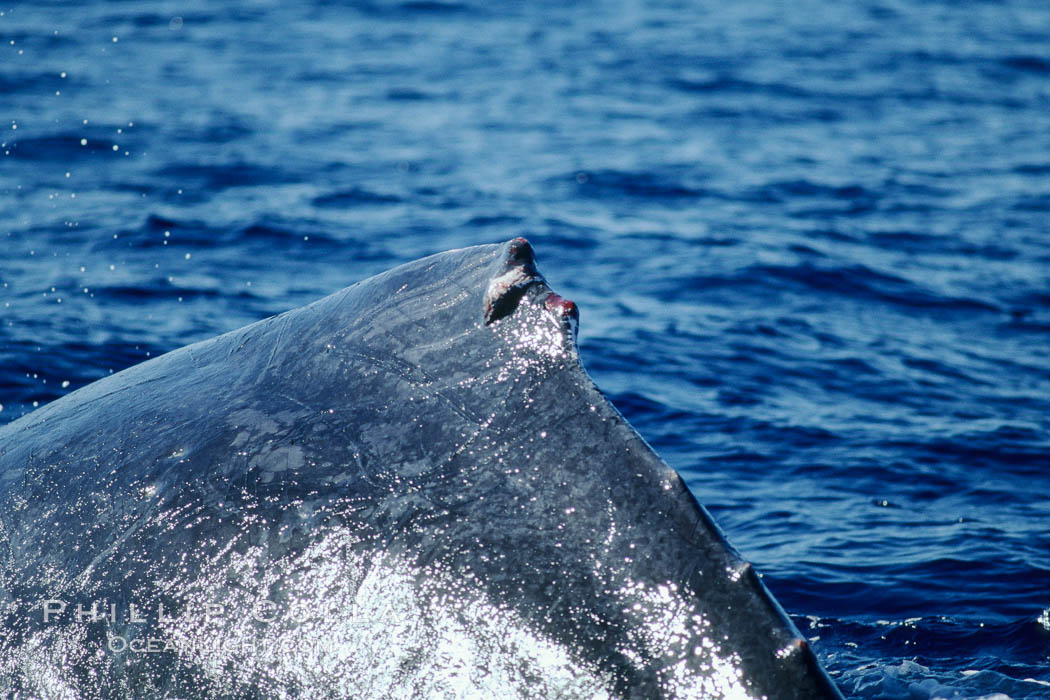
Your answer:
[0,239,843,699]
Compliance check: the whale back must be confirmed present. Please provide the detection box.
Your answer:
[0,240,841,698]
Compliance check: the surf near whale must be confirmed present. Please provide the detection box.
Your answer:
[0,238,843,698]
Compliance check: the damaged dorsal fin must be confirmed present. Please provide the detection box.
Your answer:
[483,237,543,324]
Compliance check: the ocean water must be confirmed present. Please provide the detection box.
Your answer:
[2,1,1049,697]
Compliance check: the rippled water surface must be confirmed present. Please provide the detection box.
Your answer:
[3,1,1050,697]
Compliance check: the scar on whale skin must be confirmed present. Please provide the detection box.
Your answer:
[483,237,580,341]
[544,292,579,340]
[483,237,543,324]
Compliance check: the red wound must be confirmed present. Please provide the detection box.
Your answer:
[545,293,578,320]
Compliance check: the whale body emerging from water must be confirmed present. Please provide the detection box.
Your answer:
[0,239,842,698]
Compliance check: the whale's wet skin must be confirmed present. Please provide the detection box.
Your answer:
[0,240,841,698]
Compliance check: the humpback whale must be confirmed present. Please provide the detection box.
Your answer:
[0,239,843,698]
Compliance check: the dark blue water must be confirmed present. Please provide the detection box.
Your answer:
[3,1,1049,697]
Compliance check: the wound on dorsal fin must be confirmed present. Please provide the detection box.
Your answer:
[483,238,542,324]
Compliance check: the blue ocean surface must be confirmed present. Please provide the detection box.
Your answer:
[2,1,1049,697]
